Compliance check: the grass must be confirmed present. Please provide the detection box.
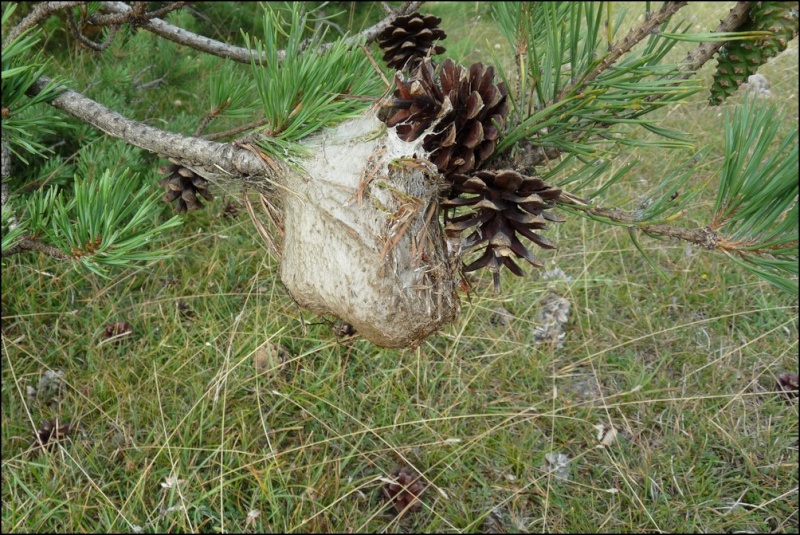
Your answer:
[2,2,798,533]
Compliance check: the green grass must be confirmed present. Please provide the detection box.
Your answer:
[2,2,798,533]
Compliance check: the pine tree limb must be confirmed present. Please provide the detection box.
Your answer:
[2,1,84,50]
[1,236,72,260]
[675,1,754,77]
[563,198,794,258]
[86,1,186,26]
[578,204,719,249]
[94,1,422,66]
[26,76,276,186]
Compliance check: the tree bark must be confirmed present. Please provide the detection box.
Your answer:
[27,76,275,185]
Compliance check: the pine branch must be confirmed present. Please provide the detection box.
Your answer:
[573,203,720,249]
[203,119,271,142]
[1,236,72,260]
[25,76,276,186]
[1,1,84,50]
[502,2,760,169]
[66,7,119,52]
[94,1,422,66]
[87,1,186,26]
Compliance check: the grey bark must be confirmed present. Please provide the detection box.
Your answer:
[27,76,276,185]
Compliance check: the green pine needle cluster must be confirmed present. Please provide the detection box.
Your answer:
[23,168,182,277]
[492,2,701,160]
[244,4,384,161]
[1,3,68,163]
[712,96,798,293]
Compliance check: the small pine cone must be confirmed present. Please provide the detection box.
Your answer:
[378,12,446,71]
[442,170,562,291]
[104,321,133,343]
[333,320,357,338]
[382,466,426,514]
[221,201,240,219]
[159,159,213,213]
[34,419,73,452]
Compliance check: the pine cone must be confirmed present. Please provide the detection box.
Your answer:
[710,2,798,105]
[382,466,426,514]
[442,170,562,291]
[159,159,213,213]
[383,58,509,178]
[427,59,509,177]
[104,321,133,343]
[333,320,357,338]
[777,372,799,399]
[378,12,446,71]
[33,419,73,452]
[385,58,447,142]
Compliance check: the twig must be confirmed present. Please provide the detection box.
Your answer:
[191,99,231,137]
[66,10,119,51]
[561,201,719,250]
[202,119,270,142]
[2,1,84,50]
[143,2,186,21]
[359,44,391,89]
[133,76,166,91]
[88,1,185,26]
[2,237,72,260]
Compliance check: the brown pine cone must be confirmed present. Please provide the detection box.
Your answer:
[382,466,426,514]
[777,372,798,399]
[442,169,562,290]
[385,58,447,142]
[382,58,509,179]
[378,12,447,71]
[103,321,134,343]
[159,159,213,213]
[426,59,509,178]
